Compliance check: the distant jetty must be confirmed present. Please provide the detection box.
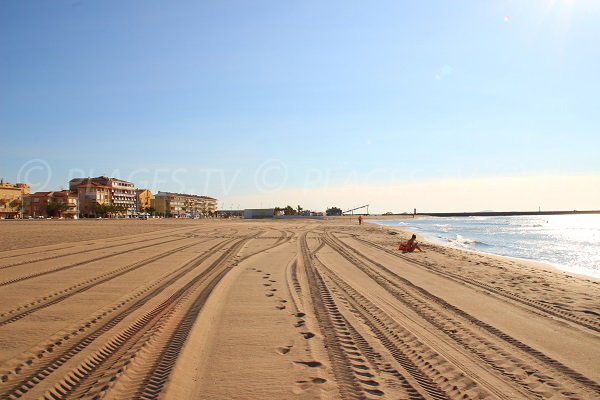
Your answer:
[416,210,600,217]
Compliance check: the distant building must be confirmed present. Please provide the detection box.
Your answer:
[0,180,29,219]
[243,209,274,219]
[154,192,217,217]
[29,190,78,219]
[70,176,136,217]
[29,192,50,217]
[217,209,243,218]
[73,182,111,217]
[136,189,155,212]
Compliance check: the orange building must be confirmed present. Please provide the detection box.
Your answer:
[74,182,111,217]
[29,191,51,217]
[154,191,217,217]
[136,189,155,212]
[0,179,30,219]
[29,190,78,218]
[70,176,136,216]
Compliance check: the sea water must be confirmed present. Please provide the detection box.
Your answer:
[372,215,600,278]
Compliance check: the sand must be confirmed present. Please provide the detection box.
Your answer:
[0,219,598,399]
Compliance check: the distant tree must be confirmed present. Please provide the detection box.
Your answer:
[92,203,112,217]
[273,207,282,215]
[9,199,22,210]
[144,207,156,216]
[46,202,69,217]
[182,199,193,216]
[326,207,343,216]
[284,205,296,215]
[58,203,69,217]
[297,205,303,215]
[113,205,126,216]
[10,199,23,217]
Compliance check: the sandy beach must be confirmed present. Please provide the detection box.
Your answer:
[0,219,598,399]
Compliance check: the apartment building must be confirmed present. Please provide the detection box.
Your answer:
[0,179,29,219]
[72,181,111,217]
[29,190,79,218]
[136,189,155,212]
[154,192,217,217]
[70,176,136,216]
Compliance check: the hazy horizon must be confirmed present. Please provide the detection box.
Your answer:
[2,1,599,214]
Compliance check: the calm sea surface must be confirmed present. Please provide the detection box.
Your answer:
[372,215,600,278]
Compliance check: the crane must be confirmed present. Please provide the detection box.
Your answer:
[343,204,369,215]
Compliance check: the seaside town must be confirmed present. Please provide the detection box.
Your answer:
[0,176,217,219]
[0,176,331,220]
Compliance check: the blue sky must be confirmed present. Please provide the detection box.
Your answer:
[1,0,599,212]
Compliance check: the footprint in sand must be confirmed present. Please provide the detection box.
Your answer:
[293,378,325,394]
[301,332,315,339]
[275,299,287,310]
[265,292,274,297]
[295,377,327,385]
[294,360,322,368]
[276,345,293,355]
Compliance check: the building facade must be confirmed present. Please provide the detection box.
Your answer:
[0,180,29,219]
[29,191,79,218]
[243,208,275,219]
[29,191,51,217]
[74,182,111,217]
[136,189,155,212]
[154,192,217,217]
[101,177,136,212]
[70,176,136,217]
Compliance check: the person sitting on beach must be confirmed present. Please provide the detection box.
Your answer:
[399,234,423,252]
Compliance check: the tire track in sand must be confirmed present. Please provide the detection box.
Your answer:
[353,235,600,333]
[325,231,600,399]
[0,237,239,399]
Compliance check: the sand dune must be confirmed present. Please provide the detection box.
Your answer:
[0,219,598,399]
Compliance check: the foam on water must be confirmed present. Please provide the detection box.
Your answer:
[372,215,600,279]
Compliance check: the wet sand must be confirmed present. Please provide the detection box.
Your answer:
[0,219,598,399]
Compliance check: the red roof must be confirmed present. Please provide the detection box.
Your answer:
[77,182,111,189]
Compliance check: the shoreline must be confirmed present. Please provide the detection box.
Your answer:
[420,210,600,217]
[367,219,600,282]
